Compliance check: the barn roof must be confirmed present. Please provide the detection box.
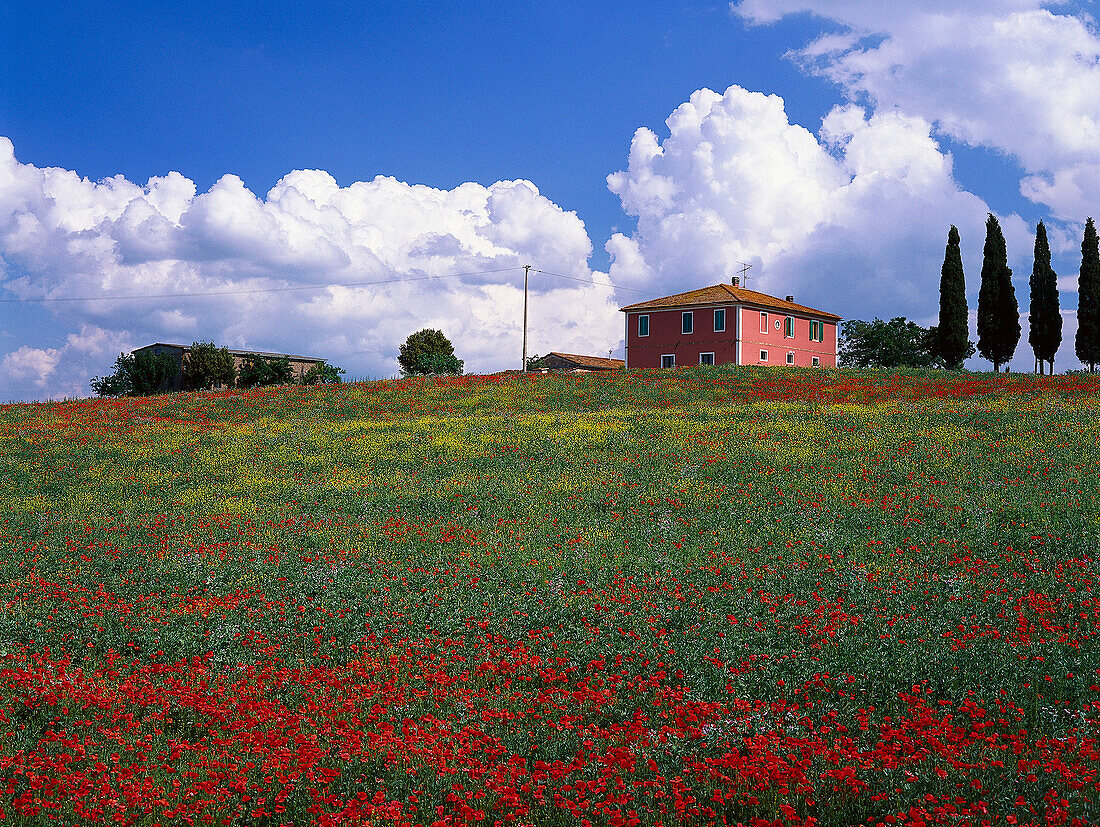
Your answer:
[543,352,624,370]
[134,343,326,362]
[619,283,841,320]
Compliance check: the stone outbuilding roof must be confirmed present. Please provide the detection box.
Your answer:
[134,343,326,363]
[531,352,624,371]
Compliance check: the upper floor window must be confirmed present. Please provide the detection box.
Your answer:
[638,314,649,337]
[760,312,768,333]
[785,316,794,338]
[714,308,726,332]
[682,312,693,334]
[809,320,825,342]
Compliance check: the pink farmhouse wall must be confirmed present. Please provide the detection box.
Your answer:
[626,304,738,369]
[737,308,837,368]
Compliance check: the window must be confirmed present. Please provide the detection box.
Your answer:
[700,352,715,366]
[714,308,726,332]
[759,350,768,362]
[682,312,693,334]
[809,320,825,342]
[812,356,820,367]
[785,316,794,338]
[661,354,675,368]
[786,352,795,365]
[760,312,768,333]
[638,314,649,337]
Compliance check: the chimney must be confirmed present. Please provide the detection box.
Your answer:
[732,276,740,287]
[785,295,794,303]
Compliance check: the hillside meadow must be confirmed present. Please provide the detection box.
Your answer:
[0,367,1098,826]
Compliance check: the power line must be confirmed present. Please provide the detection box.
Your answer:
[0,267,521,304]
[0,265,650,302]
[534,269,650,293]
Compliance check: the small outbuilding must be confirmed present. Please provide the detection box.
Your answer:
[529,352,624,372]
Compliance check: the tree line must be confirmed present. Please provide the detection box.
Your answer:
[841,216,1100,373]
[91,341,346,397]
[91,329,464,399]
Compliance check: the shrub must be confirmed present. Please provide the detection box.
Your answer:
[185,342,236,390]
[302,362,346,385]
[90,350,178,397]
[238,354,295,388]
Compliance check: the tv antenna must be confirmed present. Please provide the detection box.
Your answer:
[735,261,753,287]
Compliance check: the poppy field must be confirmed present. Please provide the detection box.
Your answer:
[1,367,1099,826]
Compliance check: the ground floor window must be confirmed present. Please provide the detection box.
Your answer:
[812,356,820,367]
[699,352,715,366]
[786,352,795,365]
[661,354,675,368]
[759,350,768,362]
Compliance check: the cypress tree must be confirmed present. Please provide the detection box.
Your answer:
[1028,221,1061,375]
[976,213,1021,372]
[936,225,970,370]
[1076,217,1100,372]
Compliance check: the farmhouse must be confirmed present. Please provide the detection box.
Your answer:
[530,352,624,372]
[133,343,326,392]
[620,278,841,369]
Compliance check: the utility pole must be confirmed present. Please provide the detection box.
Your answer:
[522,264,531,372]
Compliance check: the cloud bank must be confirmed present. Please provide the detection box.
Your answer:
[0,138,621,399]
[732,0,1100,220]
[6,1,1098,396]
[605,84,1030,330]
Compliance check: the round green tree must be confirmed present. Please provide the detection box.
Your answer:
[238,354,294,388]
[302,361,346,385]
[398,329,463,376]
[91,350,178,397]
[185,341,237,390]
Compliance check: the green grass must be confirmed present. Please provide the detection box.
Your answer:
[0,367,1097,826]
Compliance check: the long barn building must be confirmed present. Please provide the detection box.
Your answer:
[133,343,326,392]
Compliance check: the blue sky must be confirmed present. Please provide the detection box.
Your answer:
[2,1,1099,399]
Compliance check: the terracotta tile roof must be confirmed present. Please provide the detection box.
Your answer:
[545,352,625,370]
[619,283,841,320]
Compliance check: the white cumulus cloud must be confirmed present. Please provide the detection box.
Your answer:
[0,137,622,400]
[604,83,1082,370]
[607,85,1020,319]
[731,0,1100,220]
